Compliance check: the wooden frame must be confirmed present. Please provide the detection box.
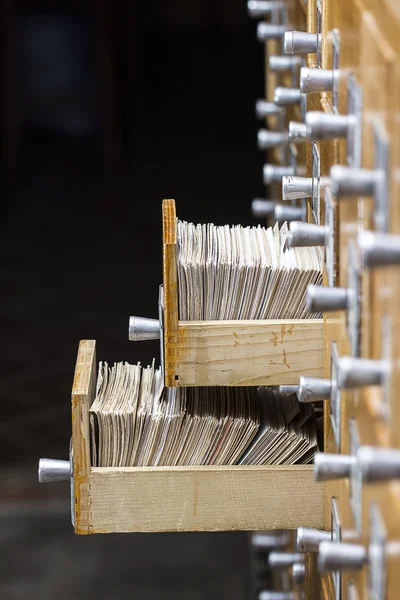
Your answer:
[162,199,324,387]
[71,340,324,534]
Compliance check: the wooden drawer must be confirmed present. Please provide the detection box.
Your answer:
[71,340,324,534]
[162,199,324,387]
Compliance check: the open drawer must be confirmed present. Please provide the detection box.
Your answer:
[72,340,324,534]
[160,199,323,387]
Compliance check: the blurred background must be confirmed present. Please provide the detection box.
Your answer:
[1,1,265,598]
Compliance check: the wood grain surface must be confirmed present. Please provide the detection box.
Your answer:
[170,318,323,386]
[88,465,324,533]
[71,339,96,534]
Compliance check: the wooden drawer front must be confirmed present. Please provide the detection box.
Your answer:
[71,340,324,534]
[168,319,324,387]
[88,465,324,534]
[162,199,324,387]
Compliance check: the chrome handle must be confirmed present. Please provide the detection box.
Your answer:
[288,121,307,142]
[274,87,302,106]
[263,164,296,184]
[129,316,161,341]
[300,67,336,93]
[286,221,328,248]
[274,204,306,223]
[252,199,277,218]
[306,112,356,141]
[337,356,388,389]
[358,231,400,268]
[306,285,348,312]
[284,31,318,55]
[257,23,287,42]
[38,458,70,483]
[314,453,355,481]
[297,527,332,552]
[282,176,312,201]
[248,0,286,17]
[298,376,331,402]
[269,55,302,71]
[318,541,367,572]
[258,129,288,150]
[269,552,305,569]
[256,100,284,119]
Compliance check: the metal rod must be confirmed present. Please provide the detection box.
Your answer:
[358,231,400,268]
[318,541,367,573]
[286,221,328,247]
[282,175,312,200]
[314,453,355,481]
[38,459,70,483]
[330,165,377,197]
[274,87,301,106]
[274,204,306,222]
[297,527,332,552]
[298,376,331,402]
[358,446,400,482]
[269,55,302,71]
[306,285,348,312]
[252,199,276,218]
[256,99,284,119]
[129,316,161,341]
[269,552,305,569]
[284,31,318,55]
[306,112,356,141]
[300,67,335,93]
[263,164,296,184]
[258,129,288,150]
[288,121,307,142]
[337,356,388,388]
[248,0,286,17]
[257,23,287,42]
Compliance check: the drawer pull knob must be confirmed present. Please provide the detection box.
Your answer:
[337,356,389,389]
[314,453,355,481]
[300,67,337,94]
[286,221,328,248]
[288,121,307,142]
[330,165,378,197]
[279,384,299,395]
[358,446,400,482]
[256,100,284,119]
[269,552,305,569]
[306,285,348,312]
[251,199,277,218]
[38,458,70,483]
[257,23,287,42]
[297,527,331,552]
[306,112,356,141]
[252,532,290,549]
[248,0,286,17]
[263,164,296,184]
[298,376,331,402]
[358,231,400,268]
[258,129,288,150]
[269,55,302,71]
[292,562,306,585]
[274,204,306,223]
[128,316,161,341]
[318,541,367,572]
[282,175,312,200]
[315,447,400,483]
[274,87,302,106]
[282,175,330,201]
[284,31,318,55]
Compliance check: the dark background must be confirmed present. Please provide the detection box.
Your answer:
[1,1,265,598]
